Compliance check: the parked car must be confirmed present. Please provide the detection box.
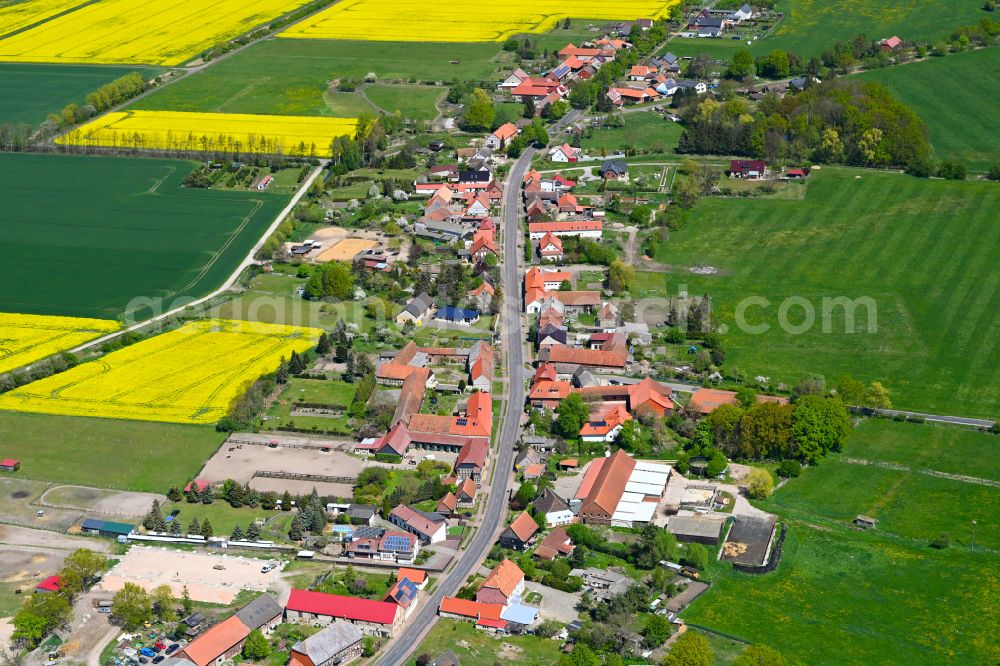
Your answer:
[152,657,164,664]
[165,645,179,655]
[153,643,166,651]
[139,648,155,658]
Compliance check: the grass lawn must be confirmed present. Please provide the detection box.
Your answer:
[131,38,503,118]
[652,167,1000,417]
[662,0,986,60]
[266,377,357,435]
[690,629,748,665]
[409,619,562,666]
[580,111,683,155]
[362,84,442,121]
[684,522,1000,665]
[162,500,286,540]
[854,48,1000,171]
[0,153,291,321]
[0,411,223,492]
[0,63,161,125]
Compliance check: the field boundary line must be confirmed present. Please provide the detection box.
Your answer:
[842,457,1000,488]
[66,162,327,355]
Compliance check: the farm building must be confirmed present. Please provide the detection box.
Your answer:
[35,576,61,593]
[667,515,725,545]
[80,518,134,539]
[285,589,404,638]
[0,458,19,471]
[289,622,364,666]
[575,450,670,527]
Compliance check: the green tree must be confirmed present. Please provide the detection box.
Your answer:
[289,514,305,541]
[242,629,271,660]
[835,374,865,405]
[733,645,788,666]
[608,258,635,294]
[151,585,176,622]
[746,468,774,499]
[112,582,152,630]
[12,593,71,647]
[513,481,536,508]
[187,517,201,535]
[729,49,755,79]
[556,393,589,438]
[231,525,245,541]
[865,381,892,410]
[247,521,262,540]
[304,262,354,300]
[663,630,712,666]
[740,402,795,459]
[181,586,193,615]
[791,396,852,464]
[59,548,106,597]
[200,519,214,538]
[643,614,673,647]
[463,88,495,131]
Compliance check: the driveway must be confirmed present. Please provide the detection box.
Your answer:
[523,582,580,624]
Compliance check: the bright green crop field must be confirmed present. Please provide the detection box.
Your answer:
[0,64,160,125]
[663,0,986,59]
[0,411,222,492]
[0,153,290,321]
[855,48,1000,171]
[684,420,1000,665]
[652,167,1000,417]
[130,38,503,120]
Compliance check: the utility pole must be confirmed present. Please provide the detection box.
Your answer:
[971,519,977,551]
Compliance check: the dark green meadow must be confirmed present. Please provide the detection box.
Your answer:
[130,38,505,120]
[652,167,1000,417]
[855,48,1000,171]
[0,63,161,126]
[663,0,987,59]
[0,153,290,321]
[684,419,1000,664]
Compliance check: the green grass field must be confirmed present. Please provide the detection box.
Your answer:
[410,619,562,666]
[131,38,503,120]
[0,153,291,321]
[652,167,1000,417]
[855,48,1000,171]
[0,411,223,492]
[663,0,987,59]
[684,421,1000,665]
[579,111,683,155]
[0,63,160,125]
[362,85,443,121]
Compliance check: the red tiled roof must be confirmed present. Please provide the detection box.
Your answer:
[533,363,557,382]
[286,589,399,626]
[476,617,509,629]
[528,220,602,234]
[534,527,574,560]
[397,568,427,585]
[688,388,739,414]
[528,379,571,402]
[580,403,631,437]
[456,438,489,470]
[0,458,18,468]
[482,558,525,597]
[580,449,636,517]
[390,505,444,539]
[179,615,250,666]
[505,511,540,543]
[437,492,458,512]
[493,123,519,141]
[439,597,503,620]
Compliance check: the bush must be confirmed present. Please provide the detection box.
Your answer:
[746,468,774,499]
[930,532,950,549]
[777,460,801,478]
[682,543,709,570]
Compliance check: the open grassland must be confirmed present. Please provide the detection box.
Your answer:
[279,0,679,43]
[0,0,312,65]
[653,168,1000,417]
[684,522,1000,664]
[0,0,84,36]
[844,418,1000,482]
[579,110,683,154]
[0,313,119,374]
[410,619,562,666]
[130,38,504,118]
[58,110,356,157]
[855,48,1000,171]
[663,0,987,59]
[0,411,222,492]
[684,420,1000,664]
[0,153,291,321]
[0,319,321,425]
[362,85,443,121]
[0,63,159,125]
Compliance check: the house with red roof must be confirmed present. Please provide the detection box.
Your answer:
[0,458,19,472]
[345,529,418,564]
[455,437,489,483]
[498,68,529,90]
[436,491,458,515]
[456,477,478,507]
[528,379,572,409]
[184,479,211,494]
[527,220,602,240]
[549,144,579,163]
[580,403,632,443]
[438,597,505,629]
[730,159,767,179]
[576,377,675,416]
[477,559,526,605]
[533,526,575,560]
[880,35,902,51]
[498,512,540,551]
[397,567,428,589]
[538,232,564,261]
[285,589,403,637]
[177,615,250,666]
[486,123,520,150]
[536,331,629,370]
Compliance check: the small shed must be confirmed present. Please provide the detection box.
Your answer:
[81,518,135,539]
[0,458,19,472]
[854,515,878,529]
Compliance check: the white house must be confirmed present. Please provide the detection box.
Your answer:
[486,123,519,150]
[498,68,529,90]
[730,4,754,21]
[549,143,579,163]
[533,489,574,527]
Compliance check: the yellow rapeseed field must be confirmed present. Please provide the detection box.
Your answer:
[0,319,322,425]
[0,0,85,37]
[0,0,312,65]
[279,0,679,42]
[0,313,120,375]
[57,110,357,157]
